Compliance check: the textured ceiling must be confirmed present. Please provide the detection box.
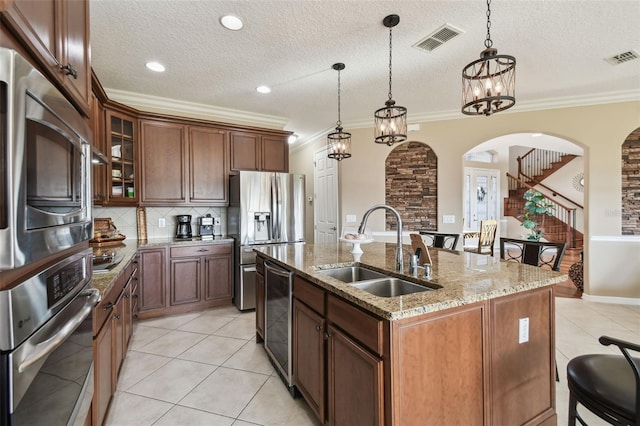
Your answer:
[90,0,640,145]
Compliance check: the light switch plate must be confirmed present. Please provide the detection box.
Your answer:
[442,215,455,224]
[519,317,529,344]
[158,218,166,228]
[346,214,357,223]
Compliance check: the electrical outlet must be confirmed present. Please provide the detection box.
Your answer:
[519,317,529,344]
[214,217,221,225]
[158,218,166,228]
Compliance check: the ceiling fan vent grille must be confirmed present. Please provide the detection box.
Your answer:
[413,24,463,52]
[604,50,639,65]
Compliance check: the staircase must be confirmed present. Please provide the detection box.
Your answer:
[504,149,584,249]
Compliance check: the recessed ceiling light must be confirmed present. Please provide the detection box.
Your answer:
[220,15,244,31]
[256,85,271,94]
[288,134,298,144]
[146,61,165,72]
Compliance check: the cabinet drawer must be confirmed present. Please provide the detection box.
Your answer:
[327,295,384,356]
[170,243,231,258]
[294,276,325,315]
[93,278,121,333]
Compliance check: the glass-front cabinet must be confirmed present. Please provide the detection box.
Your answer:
[107,111,138,204]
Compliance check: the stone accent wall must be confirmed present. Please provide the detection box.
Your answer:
[622,127,640,235]
[385,141,437,231]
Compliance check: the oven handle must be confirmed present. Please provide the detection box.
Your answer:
[17,288,101,373]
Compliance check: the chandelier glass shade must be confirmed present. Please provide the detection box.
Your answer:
[461,0,516,116]
[374,14,407,146]
[327,63,351,161]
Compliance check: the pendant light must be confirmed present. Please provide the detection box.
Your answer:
[327,63,351,161]
[374,14,407,146]
[462,0,516,116]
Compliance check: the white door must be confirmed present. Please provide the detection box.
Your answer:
[314,148,339,243]
[463,167,499,231]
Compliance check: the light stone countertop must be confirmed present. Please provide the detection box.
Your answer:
[256,241,567,321]
[90,236,234,298]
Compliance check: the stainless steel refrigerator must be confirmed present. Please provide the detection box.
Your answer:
[228,171,305,310]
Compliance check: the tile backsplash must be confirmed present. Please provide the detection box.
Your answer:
[92,206,227,239]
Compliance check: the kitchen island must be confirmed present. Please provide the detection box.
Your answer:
[256,241,565,426]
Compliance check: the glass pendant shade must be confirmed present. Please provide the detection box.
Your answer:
[462,47,516,116]
[327,63,351,161]
[461,0,516,116]
[374,14,407,146]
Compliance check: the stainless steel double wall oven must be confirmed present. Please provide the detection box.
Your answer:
[0,47,97,425]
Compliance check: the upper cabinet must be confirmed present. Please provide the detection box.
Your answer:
[1,0,91,116]
[139,120,229,206]
[106,110,138,205]
[230,131,289,172]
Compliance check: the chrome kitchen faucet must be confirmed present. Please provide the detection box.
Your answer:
[358,205,404,273]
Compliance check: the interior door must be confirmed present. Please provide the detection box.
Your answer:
[314,148,339,244]
[464,168,499,231]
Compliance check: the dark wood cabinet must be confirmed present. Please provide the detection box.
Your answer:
[106,110,138,205]
[170,257,201,305]
[189,126,229,204]
[92,255,138,426]
[204,253,233,301]
[230,131,288,172]
[140,121,229,206]
[293,299,326,423]
[1,0,91,115]
[91,93,108,204]
[137,247,167,315]
[328,325,384,426]
[140,120,186,205]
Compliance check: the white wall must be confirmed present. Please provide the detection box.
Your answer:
[290,101,640,300]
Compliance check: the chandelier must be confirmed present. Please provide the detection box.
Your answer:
[374,14,407,146]
[327,63,351,161]
[461,0,516,116]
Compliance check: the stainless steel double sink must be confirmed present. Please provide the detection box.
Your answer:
[318,266,435,297]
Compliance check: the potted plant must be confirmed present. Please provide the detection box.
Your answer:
[521,189,555,241]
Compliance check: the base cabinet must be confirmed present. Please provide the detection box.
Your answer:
[137,247,167,316]
[92,255,138,426]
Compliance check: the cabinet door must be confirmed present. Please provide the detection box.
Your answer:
[189,127,228,205]
[328,325,383,426]
[255,272,265,341]
[91,94,107,204]
[140,120,186,205]
[203,254,232,301]
[112,291,125,382]
[93,315,113,426]
[490,287,555,425]
[139,248,166,312]
[106,110,138,205]
[261,135,289,172]
[293,300,326,423]
[230,132,259,171]
[58,0,90,113]
[170,257,201,305]
[122,275,133,350]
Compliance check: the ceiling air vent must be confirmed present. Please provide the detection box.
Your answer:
[413,24,463,52]
[604,50,640,65]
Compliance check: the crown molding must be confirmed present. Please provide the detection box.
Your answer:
[104,88,289,129]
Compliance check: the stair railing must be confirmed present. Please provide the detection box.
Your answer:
[517,149,583,209]
[506,172,579,248]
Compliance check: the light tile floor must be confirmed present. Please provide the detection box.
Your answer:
[106,299,639,426]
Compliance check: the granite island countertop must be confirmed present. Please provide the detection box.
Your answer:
[256,241,567,321]
[90,236,234,297]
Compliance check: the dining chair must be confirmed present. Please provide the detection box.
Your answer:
[418,231,460,250]
[499,237,566,271]
[567,335,640,425]
[463,220,498,256]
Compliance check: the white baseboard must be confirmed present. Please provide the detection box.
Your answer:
[582,293,640,306]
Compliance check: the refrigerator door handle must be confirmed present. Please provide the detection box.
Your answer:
[271,174,281,241]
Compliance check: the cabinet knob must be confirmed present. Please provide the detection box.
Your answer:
[323,332,331,340]
[60,63,78,79]
[132,294,138,299]
[124,293,130,299]
[103,302,114,311]
[113,313,121,320]
[197,249,209,252]
[315,324,321,332]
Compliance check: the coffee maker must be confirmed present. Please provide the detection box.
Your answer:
[176,215,192,239]
[199,214,214,239]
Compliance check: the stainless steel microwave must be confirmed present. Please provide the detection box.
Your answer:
[0,47,92,270]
